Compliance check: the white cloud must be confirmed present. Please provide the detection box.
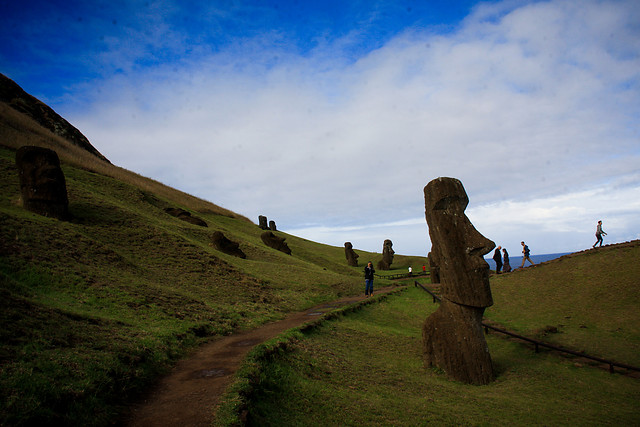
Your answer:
[71,0,640,256]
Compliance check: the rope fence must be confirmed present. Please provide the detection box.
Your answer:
[414,281,640,375]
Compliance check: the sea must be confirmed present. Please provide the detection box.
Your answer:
[485,252,572,271]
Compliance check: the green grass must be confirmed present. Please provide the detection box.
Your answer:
[0,144,423,425]
[239,286,640,426]
[485,247,640,367]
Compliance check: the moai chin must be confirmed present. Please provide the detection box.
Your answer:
[422,177,495,385]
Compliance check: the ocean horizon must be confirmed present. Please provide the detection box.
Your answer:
[485,251,572,271]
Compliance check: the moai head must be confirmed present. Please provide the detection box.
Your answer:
[15,146,69,220]
[261,231,292,255]
[211,231,246,259]
[424,177,494,307]
[344,241,359,266]
[382,239,394,263]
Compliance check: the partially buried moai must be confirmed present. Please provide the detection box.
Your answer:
[344,242,359,266]
[422,177,495,385]
[16,146,69,220]
[377,239,394,270]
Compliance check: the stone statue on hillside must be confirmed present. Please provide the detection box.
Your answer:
[269,220,277,231]
[422,177,495,385]
[164,207,208,227]
[344,242,359,266]
[377,239,394,270]
[211,231,246,259]
[261,231,292,255]
[15,146,69,220]
[428,251,440,284]
[258,215,268,230]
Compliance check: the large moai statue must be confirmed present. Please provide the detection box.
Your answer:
[422,177,495,385]
[258,215,269,230]
[15,146,69,220]
[269,220,277,231]
[344,242,359,267]
[377,239,394,270]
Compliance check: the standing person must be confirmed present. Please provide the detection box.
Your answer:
[593,220,607,248]
[408,266,413,276]
[364,261,375,297]
[422,265,427,274]
[493,246,503,274]
[502,248,512,273]
[520,241,535,267]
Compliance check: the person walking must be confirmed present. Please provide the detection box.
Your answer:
[502,248,512,273]
[520,241,535,267]
[593,220,607,248]
[364,261,375,297]
[493,246,503,274]
[408,266,412,276]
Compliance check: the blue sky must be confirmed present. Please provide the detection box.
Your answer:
[2,0,639,256]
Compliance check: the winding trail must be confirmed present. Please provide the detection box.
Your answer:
[123,286,399,426]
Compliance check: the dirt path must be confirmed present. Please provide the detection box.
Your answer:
[123,287,399,427]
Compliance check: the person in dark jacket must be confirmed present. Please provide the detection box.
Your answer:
[364,261,375,296]
[502,248,511,273]
[493,246,503,274]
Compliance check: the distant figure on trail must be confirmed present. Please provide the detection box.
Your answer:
[493,246,502,274]
[422,265,426,274]
[502,248,511,273]
[520,241,535,267]
[408,266,412,276]
[593,220,607,248]
[364,261,375,297]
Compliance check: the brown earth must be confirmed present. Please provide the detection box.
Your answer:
[122,286,399,427]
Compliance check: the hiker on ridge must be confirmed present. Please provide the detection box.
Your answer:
[520,241,535,267]
[593,220,607,248]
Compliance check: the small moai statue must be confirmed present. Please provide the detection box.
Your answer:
[258,215,269,230]
[377,239,394,270]
[344,242,359,266]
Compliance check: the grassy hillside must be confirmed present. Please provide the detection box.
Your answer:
[0,134,425,425]
[227,247,640,426]
[485,243,640,367]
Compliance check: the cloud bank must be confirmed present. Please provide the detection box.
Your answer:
[68,0,640,255]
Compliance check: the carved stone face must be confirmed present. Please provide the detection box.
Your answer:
[424,177,494,307]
